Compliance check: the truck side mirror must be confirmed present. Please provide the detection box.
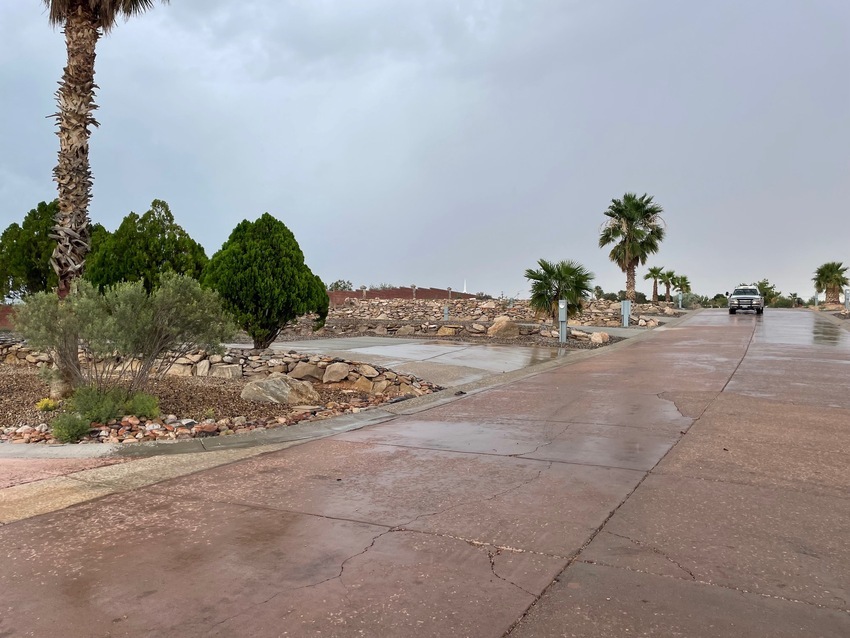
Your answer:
[725,292,729,296]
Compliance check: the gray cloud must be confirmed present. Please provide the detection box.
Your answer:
[1,0,848,300]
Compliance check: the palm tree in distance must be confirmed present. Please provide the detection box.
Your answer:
[525,259,595,324]
[43,0,169,298]
[813,262,848,305]
[659,269,676,303]
[599,193,666,302]
[643,266,665,303]
[673,275,692,295]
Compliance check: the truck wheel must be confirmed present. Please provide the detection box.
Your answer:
[756,308,764,315]
[729,309,736,314]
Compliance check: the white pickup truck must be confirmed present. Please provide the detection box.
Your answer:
[727,284,764,315]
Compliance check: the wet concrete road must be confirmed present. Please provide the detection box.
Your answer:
[1,310,848,637]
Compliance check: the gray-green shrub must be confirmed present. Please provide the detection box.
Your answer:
[14,272,235,392]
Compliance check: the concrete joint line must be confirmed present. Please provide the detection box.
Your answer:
[389,527,569,560]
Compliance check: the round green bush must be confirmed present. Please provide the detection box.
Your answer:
[51,413,92,443]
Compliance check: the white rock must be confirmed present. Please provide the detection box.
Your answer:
[323,362,351,383]
[289,361,323,381]
[166,363,193,377]
[210,364,242,379]
[241,373,320,405]
[487,319,520,338]
[358,364,380,378]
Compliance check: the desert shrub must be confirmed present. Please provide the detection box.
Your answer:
[67,386,127,423]
[681,293,703,309]
[51,413,92,443]
[67,386,161,422]
[14,273,235,392]
[771,296,794,308]
[123,392,160,419]
[36,398,60,412]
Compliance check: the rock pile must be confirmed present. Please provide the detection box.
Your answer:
[0,343,439,395]
[278,298,677,338]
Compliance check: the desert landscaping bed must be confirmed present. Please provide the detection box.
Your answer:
[0,360,440,446]
[0,320,628,446]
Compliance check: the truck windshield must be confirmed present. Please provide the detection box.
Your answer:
[733,289,758,296]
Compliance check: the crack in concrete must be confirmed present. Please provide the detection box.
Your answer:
[604,530,696,580]
[579,558,850,613]
[508,425,571,458]
[389,527,568,559]
[657,390,721,423]
[207,528,391,631]
[487,547,537,597]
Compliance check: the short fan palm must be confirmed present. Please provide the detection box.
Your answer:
[813,262,848,304]
[525,259,595,324]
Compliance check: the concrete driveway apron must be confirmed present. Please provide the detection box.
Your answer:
[1,310,846,636]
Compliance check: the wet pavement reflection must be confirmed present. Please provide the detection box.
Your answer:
[693,309,850,349]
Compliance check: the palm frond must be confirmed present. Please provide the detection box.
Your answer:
[43,0,169,31]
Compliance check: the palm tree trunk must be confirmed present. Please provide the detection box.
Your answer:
[827,285,840,305]
[47,4,100,395]
[664,284,671,303]
[626,263,637,301]
[652,280,659,303]
[50,4,99,299]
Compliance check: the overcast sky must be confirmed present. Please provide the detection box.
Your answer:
[1,0,848,299]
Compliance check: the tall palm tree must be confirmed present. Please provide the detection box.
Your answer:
[44,0,169,298]
[525,259,595,324]
[659,269,676,303]
[643,266,665,303]
[599,193,666,302]
[813,262,848,305]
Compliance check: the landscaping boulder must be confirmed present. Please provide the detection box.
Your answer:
[240,373,320,405]
[322,362,351,383]
[590,331,610,344]
[289,361,323,381]
[357,364,380,378]
[487,317,520,338]
[210,364,242,379]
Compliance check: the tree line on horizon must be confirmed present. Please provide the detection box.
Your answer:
[1,198,328,352]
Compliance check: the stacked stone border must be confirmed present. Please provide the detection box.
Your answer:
[280,298,677,339]
[0,343,441,445]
